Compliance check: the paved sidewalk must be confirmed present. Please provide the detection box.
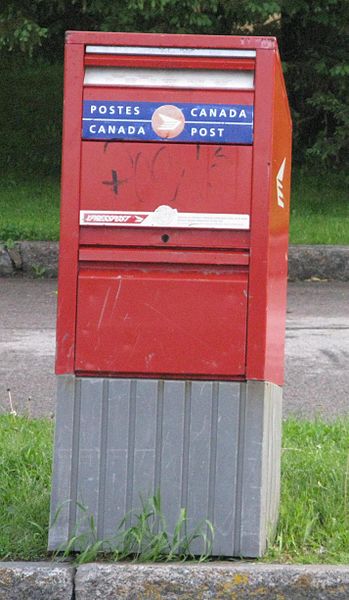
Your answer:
[0,279,348,419]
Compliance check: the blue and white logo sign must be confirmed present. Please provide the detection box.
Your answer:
[82,100,253,144]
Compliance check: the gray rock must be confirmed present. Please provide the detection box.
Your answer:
[0,562,74,600]
[0,244,14,276]
[289,244,349,281]
[7,244,23,270]
[75,563,349,599]
[20,241,59,278]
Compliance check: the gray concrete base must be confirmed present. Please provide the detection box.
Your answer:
[49,377,282,557]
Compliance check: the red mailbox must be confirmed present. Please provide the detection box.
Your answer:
[56,31,291,384]
[50,31,292,557]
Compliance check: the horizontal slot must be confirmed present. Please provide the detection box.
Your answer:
[79,227,250,249]
[78,247,249,266]
[84,67,254,90]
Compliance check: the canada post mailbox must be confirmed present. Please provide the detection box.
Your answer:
[49,31,292,557]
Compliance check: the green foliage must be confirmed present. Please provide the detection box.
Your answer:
[279,0,349,167]
[96,0,278,36]
[0,3,47,56]
[0,414,53,560]
[266,418,349,563]
[0,62,63,176]
[0,1,348,167]
[0,175,60,240]
[289,169,349,244]
[56,491,214,564]
[32,264,47,278]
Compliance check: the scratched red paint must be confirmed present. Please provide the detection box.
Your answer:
[80,142,252,216]
[56,31,291,386]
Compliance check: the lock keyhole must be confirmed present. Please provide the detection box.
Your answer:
[161,234,170,243]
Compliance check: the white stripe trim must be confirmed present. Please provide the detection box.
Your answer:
[82,117,253,126]
[83,118,151,123]
[86,45,256,58]
[182,120,253,126]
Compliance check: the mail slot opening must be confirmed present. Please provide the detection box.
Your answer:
[84,66,255,90]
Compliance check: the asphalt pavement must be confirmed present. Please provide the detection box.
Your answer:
[0,278,348,419]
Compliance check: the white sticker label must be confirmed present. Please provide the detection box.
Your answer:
[80,206,250,230]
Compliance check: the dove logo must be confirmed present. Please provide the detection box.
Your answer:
[151,105,185,139]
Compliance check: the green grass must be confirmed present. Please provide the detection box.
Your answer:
[266,418,349,564]
[0,414,53,560]
[58,492,214,564]
[290,170,349,244]
[0,175,60,241]
[0,169,347,244]
[1,413,349,563]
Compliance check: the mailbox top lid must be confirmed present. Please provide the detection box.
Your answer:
[65,30,278,52]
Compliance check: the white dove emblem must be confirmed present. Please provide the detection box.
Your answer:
[157,113,181,131]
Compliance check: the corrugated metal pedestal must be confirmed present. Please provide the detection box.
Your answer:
[49,377,282,557]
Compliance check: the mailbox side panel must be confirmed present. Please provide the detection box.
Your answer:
[56,40,84,374]
[246,49,274,382]
[263,54,292,385]
[246,47,291,386]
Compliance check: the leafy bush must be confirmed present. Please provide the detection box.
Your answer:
[0,1,348,169]
[0,63,63,176]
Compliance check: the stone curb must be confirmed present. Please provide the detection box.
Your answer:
[3,562,349,599]
[0,242,59,278]
[0,241,349,280]
[0,562,74,600]
[288,244,349,281]
[74,563,349,599]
